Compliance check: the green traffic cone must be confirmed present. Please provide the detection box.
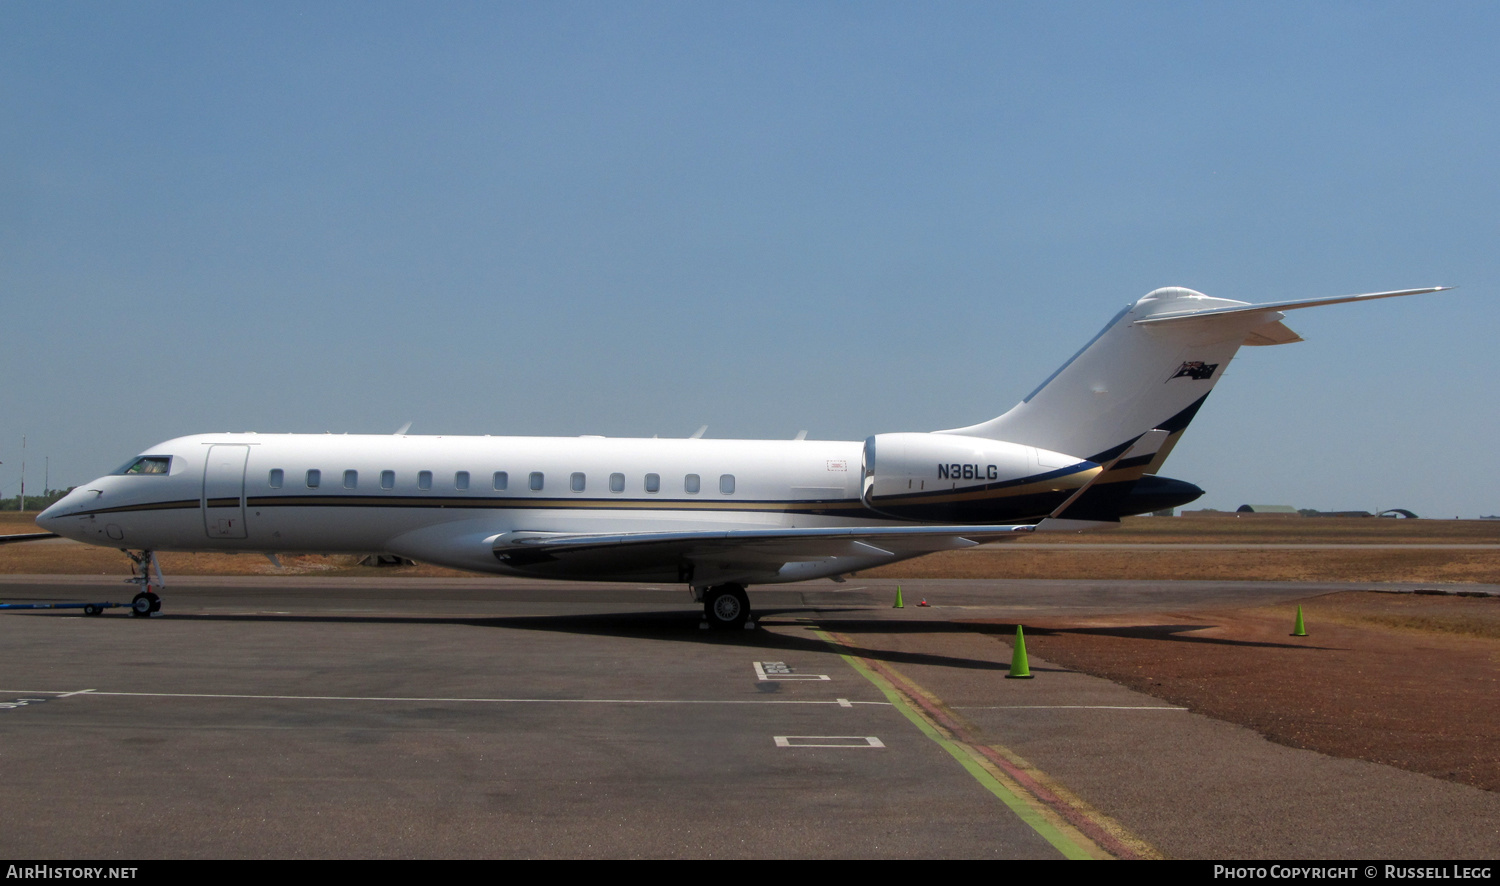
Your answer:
[1291,605,1307,637]
[1006,624,1033,679]
[893,585,904,609]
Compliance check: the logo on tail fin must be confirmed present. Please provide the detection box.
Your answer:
[1167,361,1218,382]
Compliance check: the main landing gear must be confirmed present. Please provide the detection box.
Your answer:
[125,550,164,618]
[700,583,753,630]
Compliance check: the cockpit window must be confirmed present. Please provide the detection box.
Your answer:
[116,456,172,475]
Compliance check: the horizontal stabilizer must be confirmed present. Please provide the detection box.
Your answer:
[1134,287,1451,326]
[1243,319,1303,347]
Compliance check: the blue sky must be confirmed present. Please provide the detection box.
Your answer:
[3,2,1496,516]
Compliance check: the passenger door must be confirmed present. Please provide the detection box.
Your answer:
[203,445,249,539]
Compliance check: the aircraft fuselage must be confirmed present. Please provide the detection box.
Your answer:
[38,431,1193,584]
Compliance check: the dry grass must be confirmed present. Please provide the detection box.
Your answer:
[7,511,1500,583]
[0,512,471,577]
[1301,591,1500,640]
[869,516,1500,583]
[1015,591,1500,792]
[1017,514,1500,544]
[865,547,1500,583]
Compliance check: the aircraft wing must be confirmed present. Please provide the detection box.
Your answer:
[381,518,1051,585]
[493,523,1039,562]
[489,523,1046,585]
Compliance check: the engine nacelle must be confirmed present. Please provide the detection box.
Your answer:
[861,433,1091,523]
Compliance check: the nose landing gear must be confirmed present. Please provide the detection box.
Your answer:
[125,550,164,618]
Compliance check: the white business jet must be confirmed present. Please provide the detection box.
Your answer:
[35,285,1448,626]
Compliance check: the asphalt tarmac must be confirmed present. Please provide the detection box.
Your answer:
[0,575,1495,859]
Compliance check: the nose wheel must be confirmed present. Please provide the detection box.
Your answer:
[125,550,165,618]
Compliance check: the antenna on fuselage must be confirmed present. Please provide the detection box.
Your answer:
[394,422,413,435]
[689,425,708,439]
[793,430,808,440]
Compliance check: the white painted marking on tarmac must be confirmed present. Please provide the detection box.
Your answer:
[0,688,889,706]
[837,698,852,708]
[754,661,830,681]
[775,736,885,748]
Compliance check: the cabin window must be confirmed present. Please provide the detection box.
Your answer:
[268,469,283,489]
[609,473,625,493]
[493,471,508,491]
[380,470,395,490]
[418,471,433,490]
[455,471,470,490]
[529,472,544,491]
[343,470,358,489]
[306,469,321,488]
[644,473,660,494]
[117,456,171,475]
[684,474,700,494]
[720,474,735,495]
[570,472,586,492]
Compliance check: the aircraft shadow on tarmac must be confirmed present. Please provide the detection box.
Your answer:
[30,604,1328,673]
[70,605,1029,674]
[1018,623,1332,651]
[476,608,1027,673]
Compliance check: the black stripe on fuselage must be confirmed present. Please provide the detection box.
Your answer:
[66,494,879,521]
[865,462,1095,507]
[68,498,202,516]
[245,494,872,513]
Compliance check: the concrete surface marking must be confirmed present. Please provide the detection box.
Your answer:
[754,661,831,681]
[817,627,1162,861]
[774,736,885,748]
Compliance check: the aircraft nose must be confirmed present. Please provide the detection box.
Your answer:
[35,499,67,533]
[36,488,89,535]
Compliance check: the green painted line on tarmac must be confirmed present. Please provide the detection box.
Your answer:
[815,628,1095,860]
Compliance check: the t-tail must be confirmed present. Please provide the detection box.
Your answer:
[938,286,1451,473]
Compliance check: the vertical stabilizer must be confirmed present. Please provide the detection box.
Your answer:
[938,286,1448,472]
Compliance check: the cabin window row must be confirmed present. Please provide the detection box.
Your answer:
[266,469,736,495]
